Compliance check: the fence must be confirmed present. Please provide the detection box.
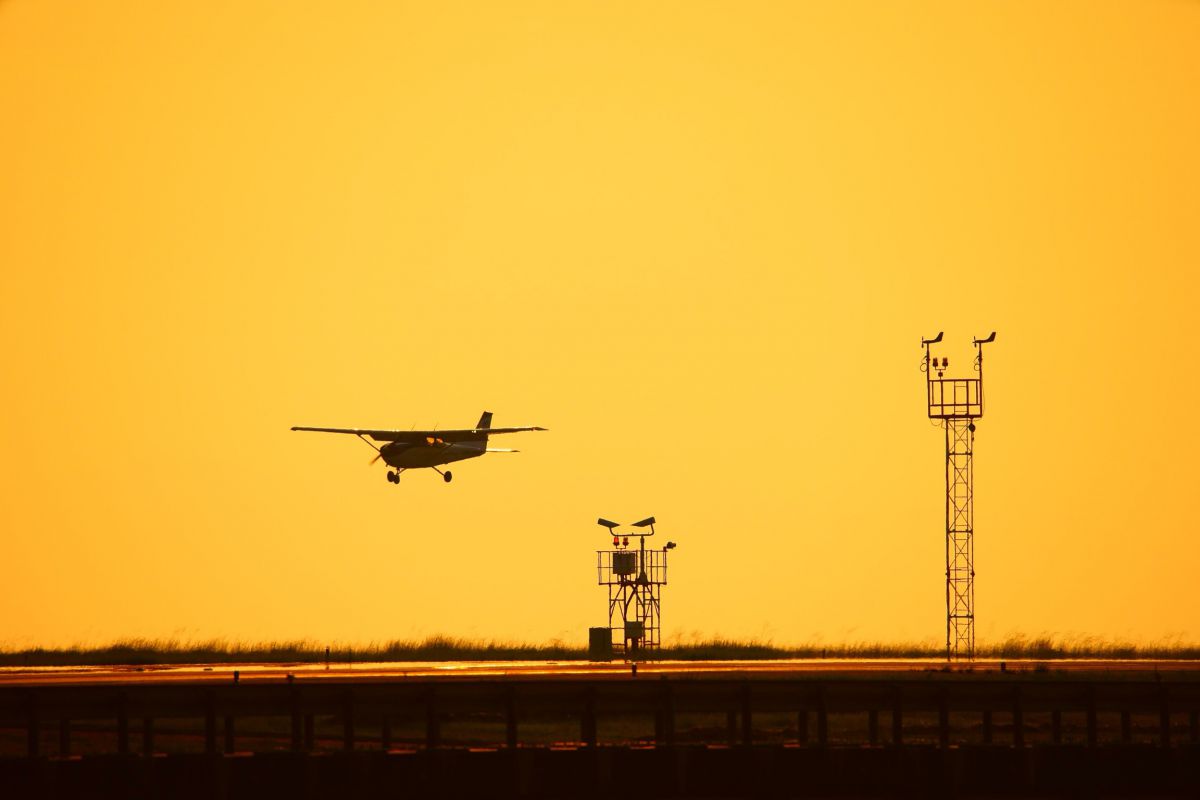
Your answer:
[4,675,1199,756]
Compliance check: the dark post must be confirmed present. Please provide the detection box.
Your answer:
[938,691,950,749]
[304,715,315,751]
[816,688,828,747]
[892,687,903,746]
[1012,688,1024,747]
[796,709,809,745]
[505,687,518,749]
[1051,710,1062,744]
[1190,710,1198,744]
[982,710,993,744]
[381,716,392,751]
[117,693,129,755]
[659,680,675,746]
[224,716,235,754]
[1086,686,1097,749]
[1159,689,1170,747]
[343,691,355,751]
[582,686,597,748]
[1120,711,1132,744]
[290,690,303,752]
[143,718,155,756]
[204,693,217,756]
[26,694,39,758]
[425,689,440,749]
[741,683,753,746]
[868,709,879,746]
[726,712,737,745]
[59,718,70,757]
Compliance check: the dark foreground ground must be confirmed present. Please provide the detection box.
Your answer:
[2,661,1197,798]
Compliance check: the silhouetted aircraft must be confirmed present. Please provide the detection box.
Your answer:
[291,411,546,484]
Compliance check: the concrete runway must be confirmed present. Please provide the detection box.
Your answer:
[2,658,1198,685]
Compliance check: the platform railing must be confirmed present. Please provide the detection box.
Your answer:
[927,378,983,418]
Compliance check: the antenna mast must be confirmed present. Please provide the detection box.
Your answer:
[921,331,996,661]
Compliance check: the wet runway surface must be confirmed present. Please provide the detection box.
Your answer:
[2,658,1198,685]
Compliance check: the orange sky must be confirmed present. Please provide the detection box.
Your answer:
[2,1,1198,648]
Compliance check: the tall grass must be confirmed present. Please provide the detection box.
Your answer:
[2,635,1197,667]
[0,636,580,667]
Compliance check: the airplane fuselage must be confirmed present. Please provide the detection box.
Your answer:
[379,438,486,469]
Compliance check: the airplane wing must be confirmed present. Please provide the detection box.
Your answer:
[291,426,546,442]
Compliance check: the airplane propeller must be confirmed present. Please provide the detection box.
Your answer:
[369,452,383,466]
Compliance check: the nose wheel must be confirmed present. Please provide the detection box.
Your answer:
[386,470,403,484]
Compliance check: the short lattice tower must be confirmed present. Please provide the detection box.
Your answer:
[921,331,996,661]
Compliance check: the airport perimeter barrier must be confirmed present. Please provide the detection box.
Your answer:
[3,675,1200,757]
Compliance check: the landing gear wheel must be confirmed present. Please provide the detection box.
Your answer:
[386,471,397,484]
[443,471,453,483]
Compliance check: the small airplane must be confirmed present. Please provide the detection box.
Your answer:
[291,411,546,484]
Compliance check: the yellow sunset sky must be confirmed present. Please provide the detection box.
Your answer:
[2,1,1198,648]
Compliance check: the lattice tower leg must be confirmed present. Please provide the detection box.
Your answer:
[636,587,662,650]
[945,419,975,660]
[608,582,631,655]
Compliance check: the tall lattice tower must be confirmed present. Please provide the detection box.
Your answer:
[595,517,675,656]
[921,331,996,661]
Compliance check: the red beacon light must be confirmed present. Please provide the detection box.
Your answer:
[622,537,629,547]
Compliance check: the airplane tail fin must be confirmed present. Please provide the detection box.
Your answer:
[476,411,493,431]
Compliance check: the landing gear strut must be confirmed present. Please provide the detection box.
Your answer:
[432,467,453,483]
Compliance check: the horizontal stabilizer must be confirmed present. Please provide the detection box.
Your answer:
[486,448,520,453]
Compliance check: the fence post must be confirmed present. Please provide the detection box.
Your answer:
[290,689,303,752]
[224,716,235,754]
[1051,710,1062,744]
[741,682,753,746]
[868,709,879,746]
[204,691,217,756]
[582,686,597,748]
[117,692,130,755]
[426,688,440,749]
[659,680,675,746]
[1159,688,1170,747]
[343,690,355,751]
[58,718,70,757]
[1012,687,1024,747]
[1086,685,1097,749]
[143,718,154,756]
[982,710,993,744]
[938,689,950,749]
[816,686,828,747]
[797,709,809,745]
[892,686,903,746]
[505,687,518,749]
[26,693,39,758]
